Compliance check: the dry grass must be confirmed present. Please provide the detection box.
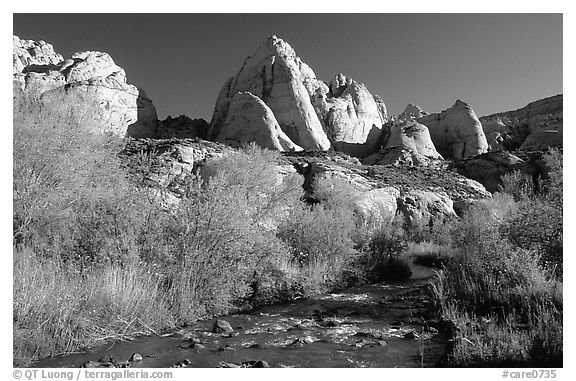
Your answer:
[13,249,174,366]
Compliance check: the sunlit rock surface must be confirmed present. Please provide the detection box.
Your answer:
[13,35,158,138]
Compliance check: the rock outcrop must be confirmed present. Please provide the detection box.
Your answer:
[310,73,387,157]
[13,35,63,75]
[13,35,158,138]
[352,187,400,227]
[479,94,563,151]
[418,100,488,159]
[121,138,231,204]
[209,35,330,151]
[209,35,387,156]
[281,150,489,225]
[365,104,442,166]
[452,151,535,193]
[397,190,457,225]
[212,91,302,151]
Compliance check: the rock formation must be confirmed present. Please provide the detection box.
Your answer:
[352,187,400,227]
[13,35,158,138]
[479,94,563,151]
[13,35,63,75]
[209,35,387,156]
[212,92,302,151]
[396,190,457,225]
[209,35,330,151]
[121,138,230,204]
[364,104,442,166]
[418,100,488,159]
[281,150,489,225]
[452,150,535,193]
[310,73,387,157]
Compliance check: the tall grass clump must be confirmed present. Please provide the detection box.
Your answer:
[13,248,173,366]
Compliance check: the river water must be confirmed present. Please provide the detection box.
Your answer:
[35,265,446,368]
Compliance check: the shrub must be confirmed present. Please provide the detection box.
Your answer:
[499,170,534,201]
[505,198,562,272]
[277,202,359,293]
[139,145,303,318]
[13,93,150,266]
[429,188,562,367]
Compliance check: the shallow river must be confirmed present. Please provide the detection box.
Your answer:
[35,265,446,368]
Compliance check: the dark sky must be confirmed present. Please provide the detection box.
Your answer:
[13,13,563,120]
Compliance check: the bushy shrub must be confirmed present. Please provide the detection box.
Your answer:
[277,202,359,293]
[502,150,563,273]
[13,94,149,266]
[430,188,562,367]
[499,170,534,201]
[138,145,303,318]
[505,198,562,272]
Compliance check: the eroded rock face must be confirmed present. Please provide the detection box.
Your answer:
[13,35,158,138]
[479,95,563,151]
[13,35,63,75]
[453,150,535,193]
[364,104,442,166]
[209,36,387,156]
[311,73,387,157]
[282,150,489,226]
[121,138,230,204]
[396,190,456,225]
[352,187,400,227]
[418,100,488,159]
[209,35,330,151]
[211,91,302,151]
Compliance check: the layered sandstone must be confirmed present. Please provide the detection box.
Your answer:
[479,94,563,151]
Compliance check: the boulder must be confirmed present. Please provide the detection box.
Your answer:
[418,100,488,159]
[396,190,457,225]
[211,91,302,151]
[352,187,400,227]
[13,35,158,138]
[212,319,234,333]
[364,104,441,166]
[129,353,143,362]
[380,121,442,166]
